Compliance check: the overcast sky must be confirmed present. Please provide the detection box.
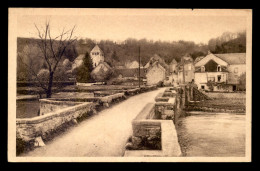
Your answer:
[16,9,247,44]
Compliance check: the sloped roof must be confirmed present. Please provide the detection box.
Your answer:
[147,61,166,72]
[145,54,169,70]
[74,54,85,61]
[170,59,177,64]
[126,60,142,68]
[97,61,111,69]
[214,53,246,64]
[114,68,145,77]
[194,56,205,64]
[183,56,193,61]
[90,44,104,53]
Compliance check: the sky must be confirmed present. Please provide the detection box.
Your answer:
[16,9,247,44]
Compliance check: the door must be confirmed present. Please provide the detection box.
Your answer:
[233,85,236,91]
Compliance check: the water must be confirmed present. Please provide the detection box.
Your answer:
[16,100,40,118]
[177,113,245,157]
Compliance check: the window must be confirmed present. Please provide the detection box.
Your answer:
[201,85,205,89]
[97,52,99,55]
[92,52,95,55]
[201,66,205,72]
[217,65,221,72]
[217,75,221,82]
[234,67,238,73]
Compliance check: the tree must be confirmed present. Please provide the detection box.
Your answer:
[18,21,77,98]
[238,72,246,91]
[112,50,119,61]
[73,52,94,83]
[17,44,42,81]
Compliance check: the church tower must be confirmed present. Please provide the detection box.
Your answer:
[90,44,105,67]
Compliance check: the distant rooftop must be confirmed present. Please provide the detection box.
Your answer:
[214,53,246,65]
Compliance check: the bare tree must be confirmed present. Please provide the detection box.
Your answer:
[18,21,77,98]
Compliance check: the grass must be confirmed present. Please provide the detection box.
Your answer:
[195,98,245,110]
[190,91,246,111]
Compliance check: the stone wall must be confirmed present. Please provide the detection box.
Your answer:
[16,102,95,142]
[154,89,177,120]
[131,121,161,150]
[125,120,181,157]
[39,99,83,115]
[124,88,182,156]
[154,98,176,120]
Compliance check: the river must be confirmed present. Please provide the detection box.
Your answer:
[176,112,245,157]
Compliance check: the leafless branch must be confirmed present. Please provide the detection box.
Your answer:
[18,54,48,91]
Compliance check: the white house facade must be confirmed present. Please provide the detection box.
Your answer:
[194,52,246,91]
[146,61,166,85]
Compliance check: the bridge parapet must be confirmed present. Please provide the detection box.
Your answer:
[17,102,95,143]
[124,86,182,157]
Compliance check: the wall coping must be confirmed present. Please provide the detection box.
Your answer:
[16,102,93,124]
[155,97,176,106]
[133,103,155,121]
[39,98,83,105]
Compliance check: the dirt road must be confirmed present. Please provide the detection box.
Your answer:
[23,87,166,157]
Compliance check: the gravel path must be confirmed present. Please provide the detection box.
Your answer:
[23,87,166,157]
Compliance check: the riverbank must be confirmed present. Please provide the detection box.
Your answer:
[186,92,246,113]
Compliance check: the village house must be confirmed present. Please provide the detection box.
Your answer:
[146,61,166,85]
[166,59,178,86]
[144,54,169,70]
[194,52,246,92]
[72,44,105,70]
[177,55,195,83]
[169,59,178,74]
[91,61,112,82]
[114,68,145,81]
[144,54,169,85]
[125,60,143,69]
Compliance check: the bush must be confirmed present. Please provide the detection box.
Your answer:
[157,81,164,87]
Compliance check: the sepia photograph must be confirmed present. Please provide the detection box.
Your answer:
[8,8,252,162]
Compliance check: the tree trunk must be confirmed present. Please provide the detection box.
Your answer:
[46,71,54,98]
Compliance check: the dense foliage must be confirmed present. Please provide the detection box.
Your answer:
[73,52,94,83]
[208,31,246,54]
[17,30,246,84]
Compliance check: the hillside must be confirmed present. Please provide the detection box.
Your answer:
[208,31,246,54]
[17,30,246,81]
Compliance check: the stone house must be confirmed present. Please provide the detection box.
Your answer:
[194,52,246,91]
[144,54,169,71]
[146,61,166,85]
[177,55,195,83]
[91,61,112,82]
[165,59,178,86]
[169,59,178,74]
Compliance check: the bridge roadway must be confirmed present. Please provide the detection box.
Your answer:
[22,87,166,157]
